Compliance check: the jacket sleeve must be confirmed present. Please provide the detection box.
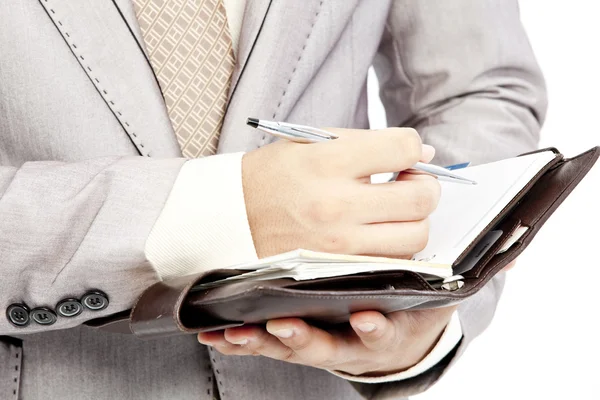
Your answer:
[0,156,185,335]
[354,0,546,398]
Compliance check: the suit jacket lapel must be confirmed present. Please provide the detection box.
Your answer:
[227,0,273,103]
[219,0,323,153]
[38,0,181,158]
[219,0,360,153]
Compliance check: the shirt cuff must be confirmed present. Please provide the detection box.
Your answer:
[145,152,258,279]
[330,311,462,383]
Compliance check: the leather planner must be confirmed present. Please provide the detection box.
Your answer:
[93,147,600,338]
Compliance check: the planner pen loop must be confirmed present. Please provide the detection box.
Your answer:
[247,117,477,185]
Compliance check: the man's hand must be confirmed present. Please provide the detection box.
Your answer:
[242,127,439,258]
[199,306,457,377]
[202,127,447,377]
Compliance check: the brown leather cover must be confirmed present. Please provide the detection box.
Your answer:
[126,147,599,339]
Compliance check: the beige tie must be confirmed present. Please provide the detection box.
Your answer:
[133,0,235,158]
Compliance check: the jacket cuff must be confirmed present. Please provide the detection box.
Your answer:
[331,311,462,383]
[145,152,258,279]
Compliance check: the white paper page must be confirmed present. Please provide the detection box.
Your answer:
[194,261,452,290]
[198,250,451,290]
[233,249,449,270]
[413,151,557,265]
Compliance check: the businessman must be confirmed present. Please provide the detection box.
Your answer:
[0,1,545,399]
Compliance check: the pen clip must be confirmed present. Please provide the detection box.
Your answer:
[289,126,338,140]
[258,125,318,143]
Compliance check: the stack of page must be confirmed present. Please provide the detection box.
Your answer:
[198,151,557,289]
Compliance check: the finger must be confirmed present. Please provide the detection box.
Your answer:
[266,318,351,368]
[198,330,226,345]
[354,219,430,257]
[223,325,295,360]
[313,128,424,178]
[396,170,437,182]
[349,311,399,352]
[198,331,254,356]
[421,144,436,163]
[352,176,441,223]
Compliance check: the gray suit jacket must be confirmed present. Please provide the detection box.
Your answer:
[0,0,545,399]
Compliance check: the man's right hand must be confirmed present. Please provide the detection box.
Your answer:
[241,127,440,259]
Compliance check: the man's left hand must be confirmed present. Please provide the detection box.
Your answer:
[198,305,457,377]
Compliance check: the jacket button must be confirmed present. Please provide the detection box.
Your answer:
[81,291,109,311]
[6,304,30,327]
[30,307,57,326]
[56,298,83,318]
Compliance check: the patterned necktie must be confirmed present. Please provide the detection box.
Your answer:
[133,0,235,157]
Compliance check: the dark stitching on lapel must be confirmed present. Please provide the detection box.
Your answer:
[38,0,147,156]
[110,0,165,102]
[224,0,274,118]
[263,0,324,145]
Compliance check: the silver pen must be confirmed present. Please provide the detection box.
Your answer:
[247,118,477,185]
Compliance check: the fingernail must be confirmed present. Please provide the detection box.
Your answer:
[357,323,377,333]
[230,339,249,346]
[271,328,295,339]
[421,144,436,160]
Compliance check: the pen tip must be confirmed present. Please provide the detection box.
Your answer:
[246,117,259,128]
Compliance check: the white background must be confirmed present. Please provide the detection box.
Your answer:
[367,1,600,399]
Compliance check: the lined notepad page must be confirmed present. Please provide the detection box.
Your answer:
[413,151,557,265]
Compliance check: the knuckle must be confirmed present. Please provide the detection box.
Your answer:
[412,193,435,217]
[309,148,351,174]
[329,152,355,173]
[281,348,296,363]
[389,128,422,164]
[408,219,429,253]
[247,338,267,354]
[411,180,441,216]
[372,326,390,343]
[364,330,388,351]
[306,197,346,224]
[313,346,339,368]
[288,334,312,353]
